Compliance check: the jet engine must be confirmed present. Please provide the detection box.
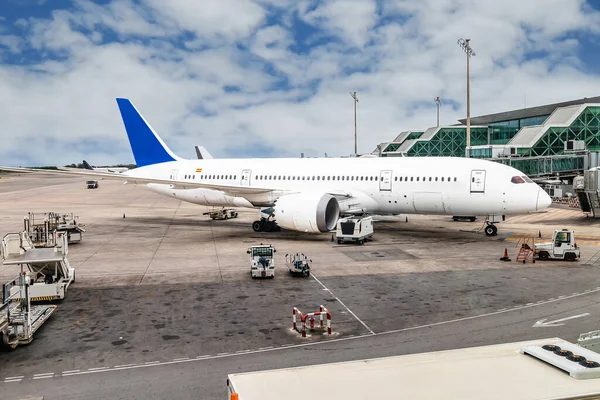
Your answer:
[273,193,340,233]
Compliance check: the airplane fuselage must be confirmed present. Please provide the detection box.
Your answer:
[126,156,548,216]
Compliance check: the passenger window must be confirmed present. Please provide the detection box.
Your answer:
[394,177,397,181]
[441,177,444,182]
[435,177,438,181]
[416,177,419,181]
[375,177,378,181]
[447,177,450,181]
[193,175,195,179]
[429,177,432,181]
[511,176,525,184]
[317,176,320,181]
[454,177,457,182]
[410,177,413,181]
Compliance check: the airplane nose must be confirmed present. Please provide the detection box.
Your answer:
[536,187,552,211]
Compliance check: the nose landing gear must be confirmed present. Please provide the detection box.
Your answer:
[484,223,498,236]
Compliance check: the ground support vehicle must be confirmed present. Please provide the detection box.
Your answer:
[203,208,238,220]
[335,216,373,245]
[247,244,276,279]
[285,253,311,277]
[534,229,580,261]
[24,212,85,246]
[0,273,57,349]
[1,231,75,301]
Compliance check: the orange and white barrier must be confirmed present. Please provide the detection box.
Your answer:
[292,305,332,338]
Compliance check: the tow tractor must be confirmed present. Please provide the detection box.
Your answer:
[534,229,581,261]
[203,208,238,220]
[247,244,276,279]
[285,253,311,277]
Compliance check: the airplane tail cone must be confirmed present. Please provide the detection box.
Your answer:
[500,248,511,262]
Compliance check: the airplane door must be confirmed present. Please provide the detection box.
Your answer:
[241,169,252,186]
[470,170,486,193]
[169,169,178,180]
[379,170,392,191]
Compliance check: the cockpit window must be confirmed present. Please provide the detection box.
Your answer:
[511,176,525,184]
[521,175,534,183]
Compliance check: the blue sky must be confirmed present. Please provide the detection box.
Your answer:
[1,0,600,166]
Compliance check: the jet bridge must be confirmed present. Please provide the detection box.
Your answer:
[573,167,600,218]
[1,231,75,302]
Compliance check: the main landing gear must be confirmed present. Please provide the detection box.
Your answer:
[252,218,281,232]
[484,223,498,237]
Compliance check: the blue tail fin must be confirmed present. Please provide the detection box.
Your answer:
[82,160,94,170]
[116,98,180,167]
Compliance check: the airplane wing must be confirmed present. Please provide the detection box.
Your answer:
[0,166,273,195]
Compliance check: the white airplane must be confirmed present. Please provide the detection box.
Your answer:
[1,98,552,237]
[82,160,129,173]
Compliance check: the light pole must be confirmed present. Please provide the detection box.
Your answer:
[350,91,359,156]
[457,38,475,155]
[434,96,441,127]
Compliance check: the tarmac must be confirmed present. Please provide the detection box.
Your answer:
[0,174,599,399]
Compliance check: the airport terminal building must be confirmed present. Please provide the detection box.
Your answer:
[374,96,600,179]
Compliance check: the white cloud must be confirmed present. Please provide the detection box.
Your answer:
[0,0,600,166]
[142,0,266,44]
[300,0,378,48]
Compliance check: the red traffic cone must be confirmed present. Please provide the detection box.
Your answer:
[500,248,511,262]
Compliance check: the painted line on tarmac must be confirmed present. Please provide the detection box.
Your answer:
[310,273,375,335]
[7,286,600,384]
[375,286,600,337]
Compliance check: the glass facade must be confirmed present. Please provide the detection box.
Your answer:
[469,147,492,158]
[488,115,548,144]
[383,143,401,152]
[525,106,600,156]
[379,104,600,176]
[406,131,423,140]
[406,127,488,157]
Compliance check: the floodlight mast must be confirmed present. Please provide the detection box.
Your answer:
[457,38,476,155]
[434,96,441,127]
[350,91,359,156]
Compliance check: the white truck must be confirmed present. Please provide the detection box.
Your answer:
[247,244,276,279]
[534,229,581,261]
[335,216,373,245]
[285,253,311,277]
